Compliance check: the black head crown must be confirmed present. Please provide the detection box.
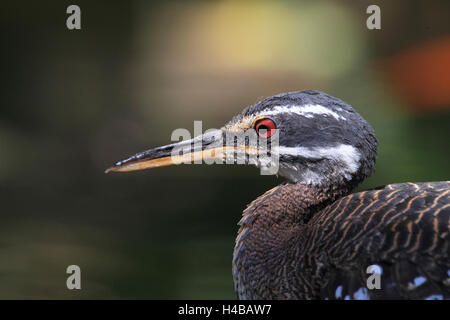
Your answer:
[224,90,378,189]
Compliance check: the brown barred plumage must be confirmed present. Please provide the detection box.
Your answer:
[233,181,450,299]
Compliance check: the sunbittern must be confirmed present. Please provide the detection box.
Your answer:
[107,90,450,300]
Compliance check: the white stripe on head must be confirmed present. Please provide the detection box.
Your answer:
[259,104,347,121]
[275,144,361,183]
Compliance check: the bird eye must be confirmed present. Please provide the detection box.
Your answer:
[254,118,276,139]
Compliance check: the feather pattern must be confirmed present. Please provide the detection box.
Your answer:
[233,181,450,299]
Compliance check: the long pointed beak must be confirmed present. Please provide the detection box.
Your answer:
[105,130,260,173]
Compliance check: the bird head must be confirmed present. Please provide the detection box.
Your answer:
[106,90,377,189]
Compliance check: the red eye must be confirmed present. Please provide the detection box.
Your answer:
[255,118,276,139]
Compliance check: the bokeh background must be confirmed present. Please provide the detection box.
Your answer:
[1,0,449,299]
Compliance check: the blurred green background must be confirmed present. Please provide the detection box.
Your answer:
[0,0,449,299]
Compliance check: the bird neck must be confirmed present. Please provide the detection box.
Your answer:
[232,182,352,299]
